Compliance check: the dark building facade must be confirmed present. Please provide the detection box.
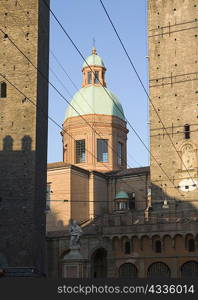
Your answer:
[0,0,50,276]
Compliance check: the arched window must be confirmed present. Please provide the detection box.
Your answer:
[91,248,107,278]
[124,241,131,254]
[94,71,99,84]
[0,82,7,98]
[181,261,198,278]
[148,262,170,278]
[119,263,138,278]
[3,135,13,151]
[88,72,92,84]
[22,135,32,151]
[188,239,195,252]
[116,201,128,211]
[155,240,162,253]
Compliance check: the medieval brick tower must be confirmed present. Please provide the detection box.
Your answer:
[148,0,198,211]
[0,0,50,276]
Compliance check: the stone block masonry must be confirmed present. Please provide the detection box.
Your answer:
[148,0,198,206]
[0,0,50,276]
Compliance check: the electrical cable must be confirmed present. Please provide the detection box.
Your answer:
[0,69,150,207]
[98,0,197,186]
[12,0,197,204]
[0,26,147,191]
[50,50,142,168]
[10,0,189,199]
[40,0,185,197]
[0,23,154,201]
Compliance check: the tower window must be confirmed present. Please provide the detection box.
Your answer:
[0,82,7,98]
[88,72,92,84]
[155,240,162,253]
[188,239,195,252]
[76,139,86,163]
[94,71,99,84]
[124,241,131,254]
[118,142,123,165]
[184,124,190,139]
[97,139,108,162]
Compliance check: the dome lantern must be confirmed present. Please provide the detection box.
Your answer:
[114,191,129,212]
[65,48,125,121]
[82,48,106,88]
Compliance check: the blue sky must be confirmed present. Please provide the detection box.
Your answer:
[48,0,149,167]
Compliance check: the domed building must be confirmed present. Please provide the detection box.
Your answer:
[47,48,147,227]
[1,0,198,280]
[46,47,198,279]
[46,48,150,278]
[63,47,128,172]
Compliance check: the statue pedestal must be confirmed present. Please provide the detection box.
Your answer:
[62,248,86,278]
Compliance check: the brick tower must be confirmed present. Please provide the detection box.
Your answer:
[148,0,198,209]
[0,0,50,276]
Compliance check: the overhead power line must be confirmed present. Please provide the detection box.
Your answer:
[0,73,113,174]
[98,0,196,187]
[40,0,185,198]
[6,0,186,199]
[50,50,143,168]
[1,1,198,226]
[0,13,139,172]
[4,1,195,201]
[1,0,143,170]
[6,0,195,200]
[0,54,148,201]
[0,67,150,202]
[0,20,176,200]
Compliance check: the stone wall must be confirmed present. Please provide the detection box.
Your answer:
[47,165,150,232]
[47,226,198,278]
[149,0,198,206]
[0,0,49,274]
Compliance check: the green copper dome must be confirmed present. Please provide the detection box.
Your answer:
[82,48,105,69]
[115,191,129,199]
[65,85,125,120]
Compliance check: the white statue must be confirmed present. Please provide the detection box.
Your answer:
[69,220,82,249]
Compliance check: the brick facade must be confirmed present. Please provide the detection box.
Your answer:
[46,0,198,278]
[149,0,198,206]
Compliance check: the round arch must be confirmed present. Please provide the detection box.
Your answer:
[91,248,107,278]
[181,261,198,278]
[118,263,138,278]
[147,262,170,278]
